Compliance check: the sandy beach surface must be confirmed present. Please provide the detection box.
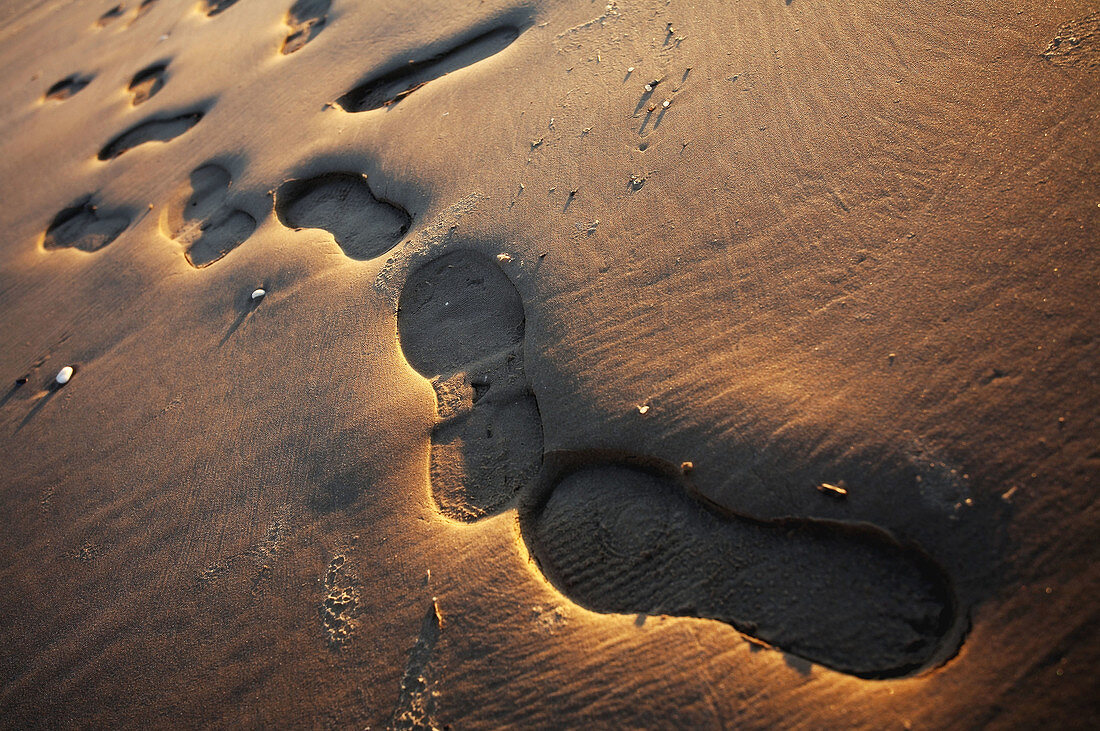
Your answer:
[0,0,1097,727]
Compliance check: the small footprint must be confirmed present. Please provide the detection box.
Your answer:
[162,163,256,267]
[282,0,329,55]
[274,172,410,260]
[95,4,125,28]
[130,0,158,24]
[199,0,239,17]
[44,74,93,101]
[394,249,962,677]
[42,197,130,252]
[98,109,204,160]
[336,24,522,112]
[128,61,168,105]
[397,250,543,521]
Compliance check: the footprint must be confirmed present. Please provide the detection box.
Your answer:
[98,110,204,160]
[95,4,125,28]
[336,24,522,112]
[199,0,239,17]
[130,0,158,24]
[390,601,442,730]
[44,74,93,101]
[522,458,958,678]
[274,173,410,260]
[163,163,256,267]
[397,249,543,521]
[42,197,130,252]
[128,62,168,105]
[282,0,329,55]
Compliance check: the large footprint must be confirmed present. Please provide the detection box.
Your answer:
[162,163,256,268]
[396,249,961,678]
[275,173,411,260]
[336,24,522,112]
[397,250,543,521]
[522,457,957,679]
[42,196,130,252]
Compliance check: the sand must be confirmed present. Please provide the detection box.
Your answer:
[0,0,1097,727]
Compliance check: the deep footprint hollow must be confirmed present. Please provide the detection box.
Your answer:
[398,249,543,521]
[336,25,521,112]
[523,460,960,679]
[274,172,410,260]
[98,111,204,161]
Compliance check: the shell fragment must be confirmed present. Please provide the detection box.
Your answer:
[251,288,266,301]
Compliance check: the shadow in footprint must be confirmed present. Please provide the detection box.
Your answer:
[274,173,410,260]
[95,4,125,28]
[390,602,443,730]
[43,197,130,252]
[520,454,959,679]
[0,377,28,409]
[282,0,329,54]
[16,379,66,432]
[163,163,256,268]
[199,0,239,17]
[128,61,168,105]
[336,24,522,112]
[129,0,158,25]
[397,249,543,521]
[44,74,93,101]
[98,108,206,160]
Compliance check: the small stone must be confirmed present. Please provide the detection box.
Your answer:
[496,253,513,262]
[55,366,73,385]
[251,288,266,301]
[680,461,694,473]
[637,404,650,414]
[816,481,848,497]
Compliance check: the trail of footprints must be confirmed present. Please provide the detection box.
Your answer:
[31,8,965,680]
[39,8,519,261]
[396,250,960,679]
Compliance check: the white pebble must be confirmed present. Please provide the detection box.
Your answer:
[662,99,670,108]
[55,366,73,385]
[251,288,266,301]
